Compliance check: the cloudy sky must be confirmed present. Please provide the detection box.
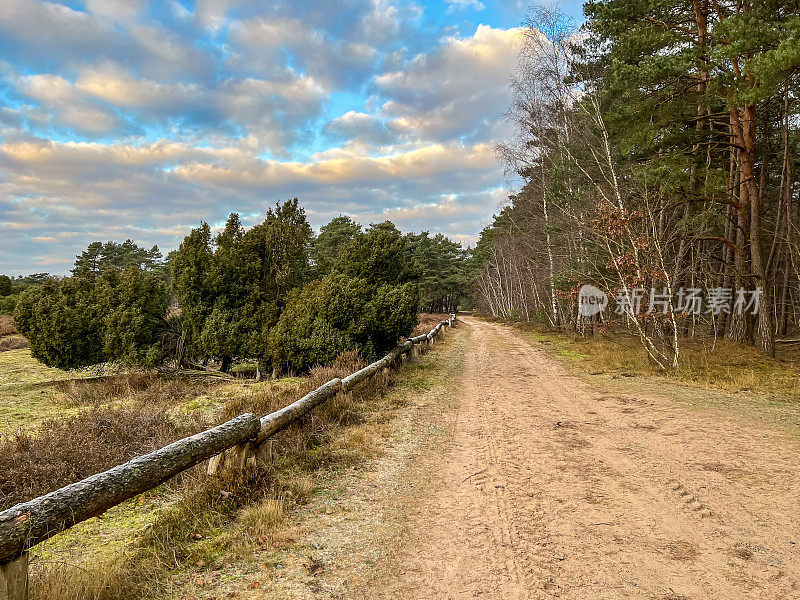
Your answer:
[0,0,584,275]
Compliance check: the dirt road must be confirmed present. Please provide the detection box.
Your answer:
[370,318,800,599]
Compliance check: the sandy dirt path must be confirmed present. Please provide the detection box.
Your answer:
[368,317,800,599]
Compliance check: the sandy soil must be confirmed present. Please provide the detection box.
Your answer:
[364,317,800,599]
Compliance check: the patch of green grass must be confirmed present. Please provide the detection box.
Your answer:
[401,361,438,391]
[33,492,170,564]
[230,362,258,375]
[0,385,82,434]
[0,348,90,386]
[559,349,585,360]
[0,349,96,432]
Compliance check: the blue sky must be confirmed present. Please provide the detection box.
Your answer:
[0,0,585,275]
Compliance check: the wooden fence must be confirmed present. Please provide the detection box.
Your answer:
[0,315,457,600]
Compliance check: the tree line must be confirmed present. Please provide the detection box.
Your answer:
[479,1,799,367]
[11,201,471,373]
[0,274,50,314]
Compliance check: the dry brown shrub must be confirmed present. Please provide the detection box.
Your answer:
[413,312,447,336]
[0,402,204,510]
[0,315,17,337]
[54,372,218,408]
[0,336,28,351]
[0,373,225,508]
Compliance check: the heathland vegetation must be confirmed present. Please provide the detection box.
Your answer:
[1,276,454,599]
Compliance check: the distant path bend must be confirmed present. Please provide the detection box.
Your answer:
[372,317,800,599]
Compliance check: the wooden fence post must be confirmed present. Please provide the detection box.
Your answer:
[206,453,224,475]
[0,554,27,600]
[255,440,273,466]
[209,437,263,474]
[229,441,257,470]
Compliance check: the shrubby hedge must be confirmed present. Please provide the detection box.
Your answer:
[0,294,18,315]
[12,199,470,372]
[266,274,418,372]
[14,267,168,369]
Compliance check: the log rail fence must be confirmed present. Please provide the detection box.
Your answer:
[0,315,457,599]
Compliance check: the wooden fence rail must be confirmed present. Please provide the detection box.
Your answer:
[0,314,457,600]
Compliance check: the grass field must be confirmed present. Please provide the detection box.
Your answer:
[0,349,93,432]
[0,316,92,431]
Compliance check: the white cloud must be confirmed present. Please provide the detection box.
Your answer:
[230,16,378,89]
[446,0,486,12]
[376,25,523,141]
[15,73,121,134]
[0,0,210,81]
[194,0,233,32]
[84,0,145,23]
[7,61,327,151]
[75,65,202,109]
[326,111,392,145]
[358,0,402,42]
[170,141,496,187]
[0,136,504,272]
[169,1,192,21]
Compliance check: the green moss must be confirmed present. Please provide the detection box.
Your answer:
[0,348,91,386]
[32,493,168,564]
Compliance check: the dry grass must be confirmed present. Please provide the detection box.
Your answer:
[0,402,198,509]
[238,493,286,543]
[26,458,289,599]
[512,321,800,402]
[53,372,218,408]
[29,556,138,600]
[19,316,447,600]
[413,312,447,336]
[0,351,375,510]
[0,373,227,509]
[0,315,17,337]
